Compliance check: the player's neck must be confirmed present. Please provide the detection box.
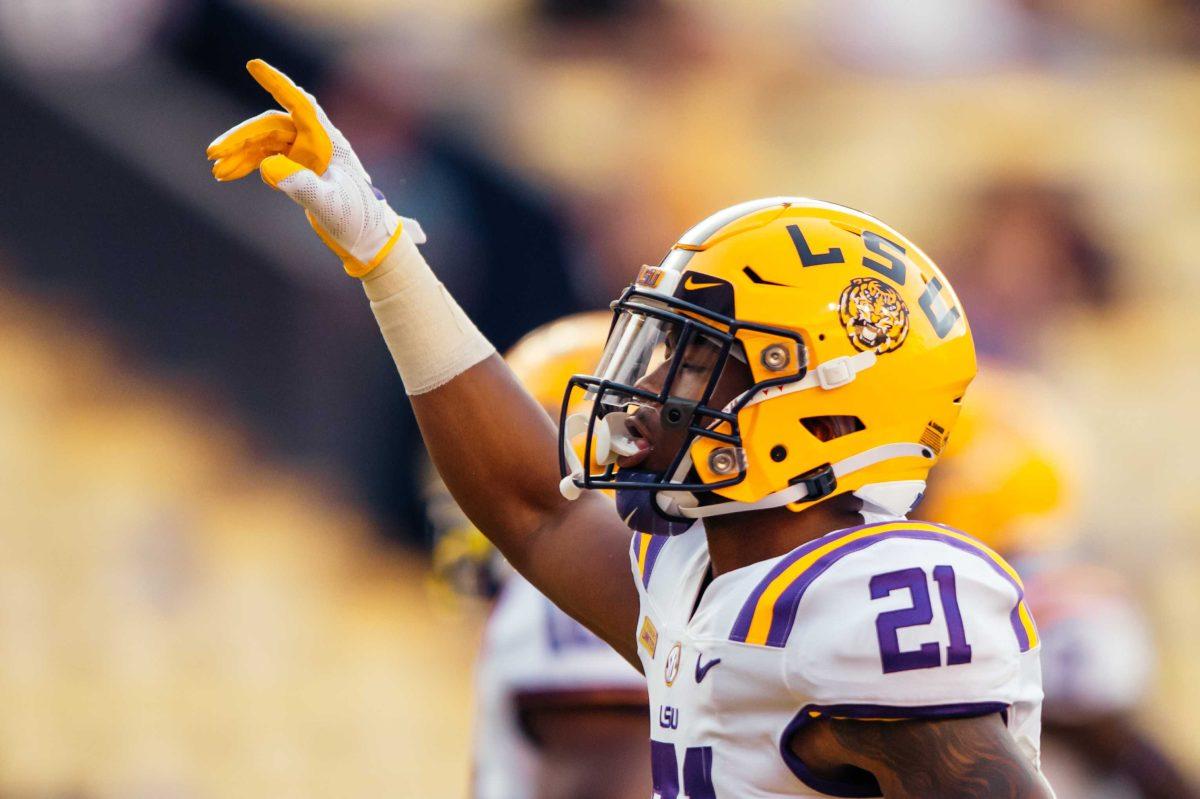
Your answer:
[702,493,863,577]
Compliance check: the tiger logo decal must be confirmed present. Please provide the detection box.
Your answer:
[838,277,910,354]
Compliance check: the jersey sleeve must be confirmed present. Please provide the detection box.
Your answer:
[783,534,1040,716]
[485,575,645,709]
[1034,583,1152,717]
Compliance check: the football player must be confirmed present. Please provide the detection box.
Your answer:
[428,312,651,799]
[921,368,1199,799]
[209,60,1054,797]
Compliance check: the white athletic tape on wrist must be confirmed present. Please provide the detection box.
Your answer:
[362,231,495,395]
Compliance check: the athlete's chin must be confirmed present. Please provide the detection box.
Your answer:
[616,442,665,472]
[616,449,650,470]
[618,449,679,475]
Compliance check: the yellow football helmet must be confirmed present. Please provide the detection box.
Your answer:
[429,311,610,597]
[920,366,1083,555]
[506,311,614,415]
[560,197,976,531]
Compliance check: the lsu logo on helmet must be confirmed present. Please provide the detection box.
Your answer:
[838,276,910,354]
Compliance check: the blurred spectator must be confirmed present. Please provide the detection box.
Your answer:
[1161,0,1200,53]
[524,0,698,64]
[494,0,766,302]
[0,287,480,797]
[168,0,326,102]
[812,0,1040,75]
[806,0,1161,75]
[941,180,1114,362]
[0,0,172,70]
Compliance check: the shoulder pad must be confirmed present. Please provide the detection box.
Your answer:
[729,520,1036,651]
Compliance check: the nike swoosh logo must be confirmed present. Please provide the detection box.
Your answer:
[683,276,724,291]
[695,653,721,683]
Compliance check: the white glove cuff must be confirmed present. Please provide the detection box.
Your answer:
[362,232,496,395]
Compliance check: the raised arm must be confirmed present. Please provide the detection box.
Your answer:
[409,356,640,661]
[207,59,640,664]
[792,713,1054,799]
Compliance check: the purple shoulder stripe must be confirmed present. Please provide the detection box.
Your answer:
[730,523,1032,651]
[641,535,668,588]
[728,521,900,646]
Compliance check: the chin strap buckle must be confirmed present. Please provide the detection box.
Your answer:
[789,463,837,501]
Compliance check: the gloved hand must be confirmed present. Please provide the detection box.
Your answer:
[206,59,424,277]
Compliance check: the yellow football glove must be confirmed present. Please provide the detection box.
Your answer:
[206,59,424,277]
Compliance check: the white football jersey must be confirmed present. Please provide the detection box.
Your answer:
[632,518,1045,798]
[472,573,647,799]
[1019,557,1152,718]
[1019,557,1152,799]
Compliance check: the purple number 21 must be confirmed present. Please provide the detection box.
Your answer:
[870,566,973,674]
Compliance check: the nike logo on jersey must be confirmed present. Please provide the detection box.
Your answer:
[695,653,721,683]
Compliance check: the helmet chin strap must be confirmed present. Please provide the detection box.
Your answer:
[561,348,897,511]
[558,412,588,500]
[653,348,907,519]
[657,442,931,520]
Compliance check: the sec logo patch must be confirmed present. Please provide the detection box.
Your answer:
[664,642,682,686]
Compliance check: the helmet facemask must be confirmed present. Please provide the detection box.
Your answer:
[559,284,808,532]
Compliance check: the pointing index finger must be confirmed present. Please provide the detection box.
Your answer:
[245,59,332,175]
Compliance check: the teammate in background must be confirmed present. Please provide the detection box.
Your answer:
[427,312,650,799]
[921,368,1200,799]
[209,61,1055,797]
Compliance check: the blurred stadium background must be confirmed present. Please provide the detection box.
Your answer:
[1,0,1199,795]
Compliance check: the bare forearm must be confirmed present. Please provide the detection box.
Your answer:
[876,760,1051,799]
[412,357,639,659]
[794,715,1053,799]
[361,233,582,551]
[837,716,1052,799]
[412,354,567,549]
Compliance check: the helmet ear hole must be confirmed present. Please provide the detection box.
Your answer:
[800,415,865,442]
